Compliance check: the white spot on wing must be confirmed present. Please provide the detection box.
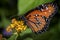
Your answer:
[46,7,48,10]
[41,8,44,11]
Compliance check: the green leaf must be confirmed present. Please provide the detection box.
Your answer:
[8,32,18,40]
[20,28,32,36]
[24,38,33,40]
[0,10,10,28]
[1,17,10,28]
[18,0,55,15]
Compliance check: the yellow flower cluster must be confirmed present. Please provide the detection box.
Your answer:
[6,18,27,32]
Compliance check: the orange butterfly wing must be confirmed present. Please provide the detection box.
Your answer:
[25,3,57,33]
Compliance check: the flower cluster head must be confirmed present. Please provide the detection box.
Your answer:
[6,18,27,33]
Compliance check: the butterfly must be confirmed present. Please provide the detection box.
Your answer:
[11,2,58,34]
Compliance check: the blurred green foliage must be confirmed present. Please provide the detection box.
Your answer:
[8,32,18,40]
[0,0,60,40]
[18,0,54,15]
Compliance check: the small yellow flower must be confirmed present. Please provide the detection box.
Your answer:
[10,24,15,29]
[6,26,12,32]
[17,25,21,27]
[12,18,19,25]
[23,25,27,30]
[21,26,25,28]
[15,27,21,32]
[18,27,22,31]
[15,26,22,32]
[6,18,27,33]
[15,24,27,32]
[14,21,19,25]
[18,21,24,25]
[12,18,16,23]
